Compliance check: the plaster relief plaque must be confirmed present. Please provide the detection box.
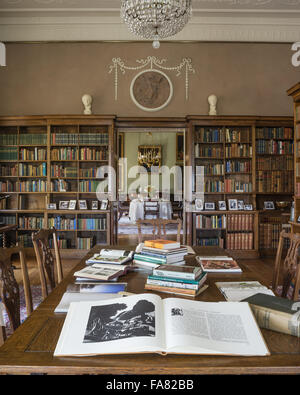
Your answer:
[130,69,173,112]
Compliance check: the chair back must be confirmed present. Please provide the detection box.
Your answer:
[272,230,300,301]
[137,218,182,244]
[32,228,63,300]
[0,247,32,344]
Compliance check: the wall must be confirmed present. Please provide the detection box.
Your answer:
[0,42,299,117]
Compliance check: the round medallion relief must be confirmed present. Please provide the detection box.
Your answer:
[130,69,173,112]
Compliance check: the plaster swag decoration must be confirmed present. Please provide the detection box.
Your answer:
[108,56,195,102]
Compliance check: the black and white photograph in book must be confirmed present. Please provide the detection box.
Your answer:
[83,299,156,343]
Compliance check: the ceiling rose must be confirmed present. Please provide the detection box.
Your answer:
[120,0,192,49]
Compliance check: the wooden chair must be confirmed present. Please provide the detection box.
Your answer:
[137,218,182,244]
[32,228,63,300]
[0,247,33,345]
[272,230,300,301]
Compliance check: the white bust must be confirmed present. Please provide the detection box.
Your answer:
[82,94,93,115]
[208,94,217,116]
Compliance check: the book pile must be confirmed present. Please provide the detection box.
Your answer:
[145,264,207,298]
[133,239,188,270]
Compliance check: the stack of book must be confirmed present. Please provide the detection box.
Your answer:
[133,239,188,270]
[145,264,207,298]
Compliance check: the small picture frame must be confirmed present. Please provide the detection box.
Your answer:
[204,202,215,211]
[91,200,98,210]
[195,199,203,211]
[237,200,244,210]
[297,215,300,223]
[100,199,108,210]
[59,201,69,210]
[218,201,226,211]
[244,204,253,211]
[47,203,57,210]
[264,201,275,210]
[228,199,238,211]
[79,200,87,210]
[68,200,76,210]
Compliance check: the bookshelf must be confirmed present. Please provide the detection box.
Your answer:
[0,116,115,255]
[187,116,294,257]
[287,82,300,234]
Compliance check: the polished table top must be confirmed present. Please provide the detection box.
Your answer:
[0,245,300,375]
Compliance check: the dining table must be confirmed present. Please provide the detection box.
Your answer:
[0,244,300,375]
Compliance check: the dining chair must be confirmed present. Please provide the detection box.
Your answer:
[0,247,33,345]
[32,228,63,300]
[272,230,300,301]
[137,218,182,244]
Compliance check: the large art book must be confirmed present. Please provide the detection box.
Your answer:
[54,293,269,357]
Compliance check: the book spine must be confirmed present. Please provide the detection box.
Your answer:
[147,278,199,290]
[145,283,197,295]
[152,269,196,280]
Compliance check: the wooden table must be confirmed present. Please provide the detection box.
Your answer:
[1,245,300,375]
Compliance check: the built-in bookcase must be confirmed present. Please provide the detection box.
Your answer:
[187,116,294,257]
[0,116,115,253]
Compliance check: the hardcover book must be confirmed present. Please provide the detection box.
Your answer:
[196,257,242,273]
[153,265,203,280]
[54,293,269,357]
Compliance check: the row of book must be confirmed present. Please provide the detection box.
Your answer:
[0,180,16,192]
[48,217,77,230]
[195,214,226,229]
[256,140,293,155]
[225,160,251,173]
[79,180,101,192]
[227,214,254,231]
[226,232,253,250]
[20,148,47,161]
[77,237,94,249]
[224,179,252,193]
[195,145,223,158]
[19,163,47,177]
[296,182,300,196]
[0,164,18,176]
[79,147,108,161]
[18,180,47,192]
[225,128,251,143]
[204,180,224,192]
[0,134,18,145]
[203,163,224,175]
[51,133,108,145]
[256,171,293,193]
[256,127,293,140]
[259,223,282,249]
[0,147,18,160]
[196,237,224,247]
[0,215,16,225]
[51,165,77,178]
[225,144,252,157]
[51,148,78,161]
[77,218,107,230]
[195,127,224,143]
[256,156,293,171]
[18,216,44,230]
[19,134,47,145]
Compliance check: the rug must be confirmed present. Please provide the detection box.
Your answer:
[1,285,43,337]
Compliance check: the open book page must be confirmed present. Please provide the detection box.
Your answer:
[54,293,165,357]
[162,298,269,356]
[100,249,133,257]
[215,281,275,302]
[54,293,120,313]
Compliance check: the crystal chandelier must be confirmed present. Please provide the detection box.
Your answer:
[121,0,192,49]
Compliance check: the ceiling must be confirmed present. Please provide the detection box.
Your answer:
[0,0,300,42]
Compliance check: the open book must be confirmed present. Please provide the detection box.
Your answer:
[54,293,269,357]
[86,249,134,265]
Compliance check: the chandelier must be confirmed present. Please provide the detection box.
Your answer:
[120,0,192,49]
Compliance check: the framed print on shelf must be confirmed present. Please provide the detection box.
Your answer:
[237,200,244,210]
[218,201,226,211]
[244,204,253,211]
[195,199,203,211]
[79,200,87,210]
[47,203,57,210]
[264,201,275,210]
[91,201,98,210]
[69,200,76,210]
[59,201,69,210]
[204,202,215,211]
[100,199,108,210]
[228,199,238,211]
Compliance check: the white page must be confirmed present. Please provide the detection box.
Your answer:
[54,293,120,313]
[99,249,132,257]
[216,281,275,302]
[54,293,165,357]
[163,298,269,356]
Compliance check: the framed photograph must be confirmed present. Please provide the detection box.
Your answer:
[218,201,226,211]
[195,199,203,211]
[59,201,69,210]
[69,200,76,210]
[228,199,238,211]
[204,202,215,211]
[297,215,300,223]
[237,200,244,210]
[79,200,87,210]
[264,201,275,210]
[47,203,57,210]
[244,204,253,211]
[91,201,98,210]
[100,199,108,210]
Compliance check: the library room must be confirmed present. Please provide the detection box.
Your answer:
[0,0,300,379]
